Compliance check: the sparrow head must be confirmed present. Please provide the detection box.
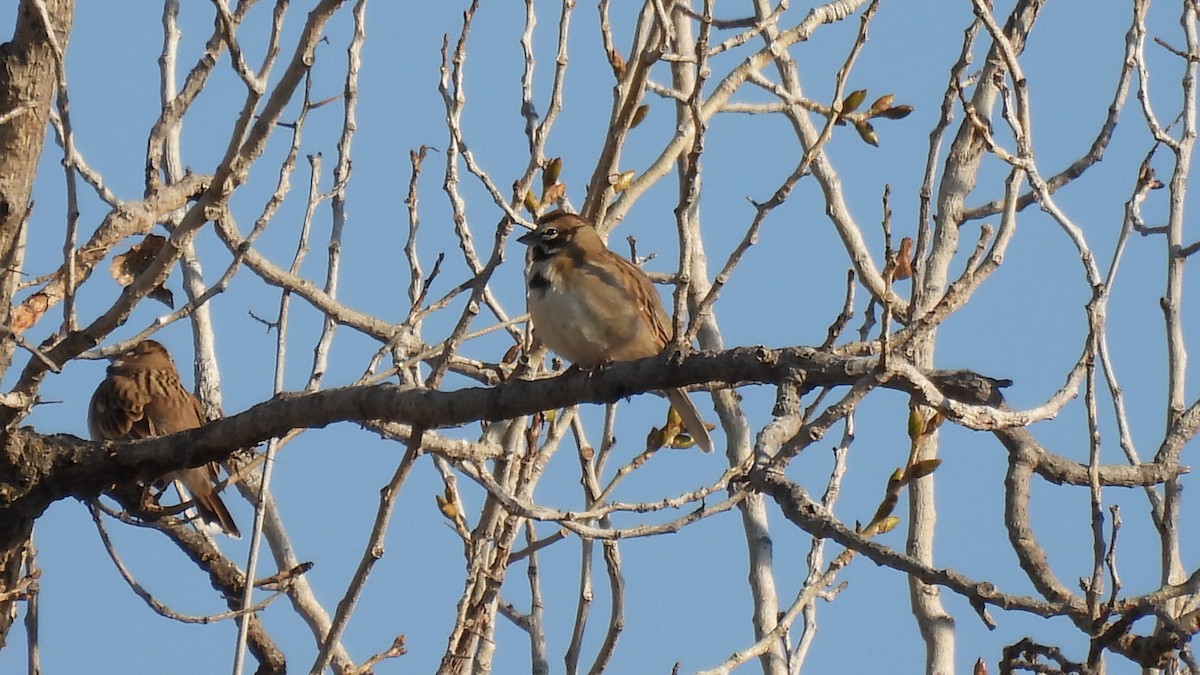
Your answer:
[113,339,177,371]
[518,210,600,261]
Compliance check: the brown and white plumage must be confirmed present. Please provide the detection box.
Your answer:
[518,210,714,452]
[89,340,241,538]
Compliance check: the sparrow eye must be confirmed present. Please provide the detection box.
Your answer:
[542,227,558,239]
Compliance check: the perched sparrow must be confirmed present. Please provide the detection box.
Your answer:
[88,340,241,538]
[518,210,713,452]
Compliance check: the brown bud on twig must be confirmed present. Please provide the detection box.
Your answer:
[868,94,894,115]
[631,104,650,129]
[876,104,914,120]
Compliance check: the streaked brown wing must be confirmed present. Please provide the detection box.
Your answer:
[88,372,153,441]
[142,378,205,435]
[611,251,673,350]
[137,360,207,432]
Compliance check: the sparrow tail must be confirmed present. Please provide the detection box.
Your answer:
[177,468,242,539]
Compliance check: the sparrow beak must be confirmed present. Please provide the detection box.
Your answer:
[517,230,538,246]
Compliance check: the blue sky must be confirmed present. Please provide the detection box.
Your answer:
[1,1,1195,673]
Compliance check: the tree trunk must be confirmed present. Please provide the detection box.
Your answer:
[0,0,74,646]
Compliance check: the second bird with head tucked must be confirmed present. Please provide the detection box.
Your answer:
[518,209,713,452]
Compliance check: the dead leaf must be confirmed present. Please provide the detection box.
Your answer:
[609,48,627,78]
[894,237,914,281]
[10,293,48,334]
[542,182,566,206]
[109,234,175,308]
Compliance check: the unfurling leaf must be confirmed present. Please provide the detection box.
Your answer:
[866,480,901,527]
[109,234,175,308]
[1138,163,1165,190]
[859,512,900,537]
[907,408,925,439]
[905,459,942,482]
[644,406,696,450]
[868,94,895,114]
[609,170,636,192]
[842,89,868,114]
[647,425,666,450]
[873,516,901,535]
[435,494,459,520]
[543,157,563,188]
[672,432,697,450]
[854,120,879,147]
[664,405,690,449]
[631,104,650,129]
[876,104,914,120]
[523,189,540,214]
